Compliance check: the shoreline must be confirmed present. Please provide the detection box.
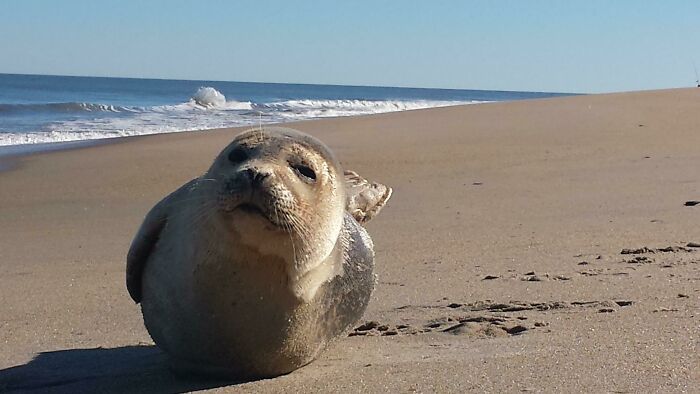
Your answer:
[0,99,500,170]
[1,87,698,392]
[0,137,146,174]
[0,85,593,165]
[5,85,696,165]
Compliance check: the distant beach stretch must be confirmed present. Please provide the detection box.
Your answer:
[0,74,570,148]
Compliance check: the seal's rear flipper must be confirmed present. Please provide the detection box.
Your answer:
[344,170,392,224]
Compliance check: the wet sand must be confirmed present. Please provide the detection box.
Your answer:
[0,88,698,392]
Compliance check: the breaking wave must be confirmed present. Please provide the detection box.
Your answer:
[252,98,463,116]
[192,86,226,107]
[0,86,481,147]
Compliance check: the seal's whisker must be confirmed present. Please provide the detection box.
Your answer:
[166,195,207,205]
[288,214,312,238]
[274,208,298,265]
[174,199,216,225]
[284,212,309,265]
[190,205,217,228]
[165,197,212,211]
[183,203,214,226]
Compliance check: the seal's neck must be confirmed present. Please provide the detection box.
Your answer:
[283,211,346,303]
[287,227,348,302]
[224,213,346,303]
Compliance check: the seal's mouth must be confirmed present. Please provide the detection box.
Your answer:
[237,203,265,216]
[235,202,283,228]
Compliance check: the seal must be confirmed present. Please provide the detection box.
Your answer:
[126,127,391,378]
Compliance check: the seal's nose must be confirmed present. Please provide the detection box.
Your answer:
[253,171,270,186]
[243,168,271,188]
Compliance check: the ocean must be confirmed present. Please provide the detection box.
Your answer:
[0,73,571,150]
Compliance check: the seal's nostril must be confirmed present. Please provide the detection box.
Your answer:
[242,168,255,182]
[243,168,270,187]
[254,172,269,185]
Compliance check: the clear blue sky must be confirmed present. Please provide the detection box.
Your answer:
[1,1,699,93]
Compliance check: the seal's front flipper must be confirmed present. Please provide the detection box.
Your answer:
[127,180,201,303]
[344,170,392,225]
[126,201,169,304]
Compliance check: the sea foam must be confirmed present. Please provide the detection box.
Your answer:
[0,86,479,147]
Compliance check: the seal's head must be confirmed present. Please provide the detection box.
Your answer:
[205,127,346,299]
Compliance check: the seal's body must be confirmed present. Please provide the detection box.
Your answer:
[126,127,391,378]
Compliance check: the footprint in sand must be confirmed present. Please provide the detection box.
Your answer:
[349,299,634,339]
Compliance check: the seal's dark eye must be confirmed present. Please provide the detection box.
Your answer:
[228,148,248,164]
[292,164,316,182]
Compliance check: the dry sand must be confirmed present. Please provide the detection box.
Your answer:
[0,88,698,393]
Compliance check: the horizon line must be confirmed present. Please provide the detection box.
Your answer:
[0,71,580,95]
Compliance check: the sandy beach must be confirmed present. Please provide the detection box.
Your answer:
[0,88,698,392]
